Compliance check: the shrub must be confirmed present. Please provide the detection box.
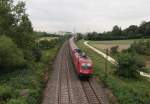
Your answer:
[110,46,119,54]
[76,33,83,40]
[130,40,150,55]
[7,98,27,104]
[32,43,42,62]
[39,39,58,50]
[27,89,41,104]
[117,52,145,78]
[22,43,42,62]
[39,40,53,50]
[0,85,12,102]
[0,36,25,72]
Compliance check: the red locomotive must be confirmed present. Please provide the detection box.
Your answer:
[69,37,93,78]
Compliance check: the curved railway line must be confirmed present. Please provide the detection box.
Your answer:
[42,41,109,104]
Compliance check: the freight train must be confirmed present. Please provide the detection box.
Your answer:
[69,37,93,78]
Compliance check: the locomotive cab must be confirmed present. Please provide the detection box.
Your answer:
[78,52,93,77]
[74,48,82,54]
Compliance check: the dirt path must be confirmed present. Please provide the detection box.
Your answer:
[42,41,109,104]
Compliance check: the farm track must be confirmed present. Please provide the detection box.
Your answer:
[42,41,109,104]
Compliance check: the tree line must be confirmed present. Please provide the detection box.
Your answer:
[34,31,60,37]
[85,21,150,40]
[0,1,67,104]
[0,0,40,72]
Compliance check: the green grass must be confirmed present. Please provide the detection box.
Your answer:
[0,46,60,104]
[77,40,150,104]
[37,37,58,42]
[88,38,150,52]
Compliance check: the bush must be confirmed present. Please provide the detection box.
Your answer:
[117,52,145,78]
[7,98,27,104]
[76,33,83,40]
[0,85,13,102]
[0,36,25,72]
[32,44,42,62]
[39,39,58,50]
[130,40,150,55]
[27,89,41,104]
[110,46,119,54]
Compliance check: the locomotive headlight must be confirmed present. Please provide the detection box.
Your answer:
[87,63,91,67]
[81,63,86,66]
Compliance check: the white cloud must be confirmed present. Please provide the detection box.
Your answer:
[25,0,150,33]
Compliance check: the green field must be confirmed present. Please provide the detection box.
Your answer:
[37,37,58,42]
[89,39,150,68]
[89,39,150,52]
[77,40,150,104]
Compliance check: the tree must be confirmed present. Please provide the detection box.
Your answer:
[0,0,15,36]
[144,22,150,35]
[110,46,119,54]
[124,25,139,35]
[15,14,34,49]
[139,21,150,35]
[117,52,145,78]
[0,0,34,49]
[0,36,25,71]
[112,25,122,36]
[129,40,150,55]
[0,0,38,61]
[139,21,147,34]
[76,33,83,40]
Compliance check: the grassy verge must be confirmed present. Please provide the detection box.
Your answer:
[77,40,150,104]
[0,45,60,104]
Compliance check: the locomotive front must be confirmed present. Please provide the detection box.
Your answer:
[78,55,93,77]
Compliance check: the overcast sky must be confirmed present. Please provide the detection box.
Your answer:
[25,0,150,33]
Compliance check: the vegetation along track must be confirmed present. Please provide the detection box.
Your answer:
[42,41,109,104]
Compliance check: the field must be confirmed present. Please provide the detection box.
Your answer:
[89,39,150,68]
[37,37,58,42]
[89,39,150,52]
[76,40,150,104]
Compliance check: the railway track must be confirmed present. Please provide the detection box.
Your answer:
[57,42,72,104]
[81,79,109,104]
[42,41,109,104]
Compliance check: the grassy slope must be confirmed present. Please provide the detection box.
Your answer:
[0,45,60,104]
[77,40,150,104]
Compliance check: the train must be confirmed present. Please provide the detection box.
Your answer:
[69,37,93,78]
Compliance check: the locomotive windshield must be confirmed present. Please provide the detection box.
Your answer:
[81,63,92,70]
[74,48,82,53]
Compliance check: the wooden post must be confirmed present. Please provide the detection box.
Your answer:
[105,48,109,78]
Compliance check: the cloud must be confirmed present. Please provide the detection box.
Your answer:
[25,0,150,33]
